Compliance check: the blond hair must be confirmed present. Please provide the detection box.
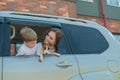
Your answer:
[20,27,37,42]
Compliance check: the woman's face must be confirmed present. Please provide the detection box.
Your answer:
[44,31,56,46]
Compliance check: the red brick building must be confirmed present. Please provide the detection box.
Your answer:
[0,0,120,33]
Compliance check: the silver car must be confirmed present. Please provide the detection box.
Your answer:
[0,11,120,80]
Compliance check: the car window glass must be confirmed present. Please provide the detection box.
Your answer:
[61,24,109,54]
[58,36,71,54]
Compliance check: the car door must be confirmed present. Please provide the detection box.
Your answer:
[3,18,80,80]
[3,55,79,80]
[61,23,116,80]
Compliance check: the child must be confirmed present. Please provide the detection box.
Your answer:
[16,27,40,56]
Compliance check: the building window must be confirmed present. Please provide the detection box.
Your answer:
[80,0,94,2]
[107,0,120,7]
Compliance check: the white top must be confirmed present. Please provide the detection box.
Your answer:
[16,43,41,56]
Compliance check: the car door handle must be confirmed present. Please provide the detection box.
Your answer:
[56,61,72,68]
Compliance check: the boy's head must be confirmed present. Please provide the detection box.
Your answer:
[20,27,37,48]
[24,40,37,48]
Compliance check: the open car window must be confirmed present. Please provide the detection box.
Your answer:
[10,20,69,56]
[10,23,54,56]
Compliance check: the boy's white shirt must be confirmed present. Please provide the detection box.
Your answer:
[16,43,41,56]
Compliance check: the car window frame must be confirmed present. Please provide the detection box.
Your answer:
[0,17,4,55]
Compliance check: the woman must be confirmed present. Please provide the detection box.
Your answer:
[37,28,63,62]
[43,28,63,52]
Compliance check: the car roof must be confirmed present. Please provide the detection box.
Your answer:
[0,11,108,33]
[0,11,96,25]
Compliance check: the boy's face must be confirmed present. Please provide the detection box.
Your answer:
[24,40,37,48]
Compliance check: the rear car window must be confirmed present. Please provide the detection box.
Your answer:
[61,24,109,54]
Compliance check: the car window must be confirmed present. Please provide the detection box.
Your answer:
[61,24,109,54]
[9,19,69,56]
[10,23,53,56]
[58,36,71,54]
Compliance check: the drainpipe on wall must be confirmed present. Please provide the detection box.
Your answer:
[100,0,107,28]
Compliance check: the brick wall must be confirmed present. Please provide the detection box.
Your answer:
[0,0,120,33]
[77,15,120,33]
[0,0,76,17]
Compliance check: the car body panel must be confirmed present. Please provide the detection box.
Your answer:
[3,55,79,80]
[112,33,120,43]
[81,71,116,80]
[75,54,120,79]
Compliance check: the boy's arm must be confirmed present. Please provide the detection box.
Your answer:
[36,44,42,56]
